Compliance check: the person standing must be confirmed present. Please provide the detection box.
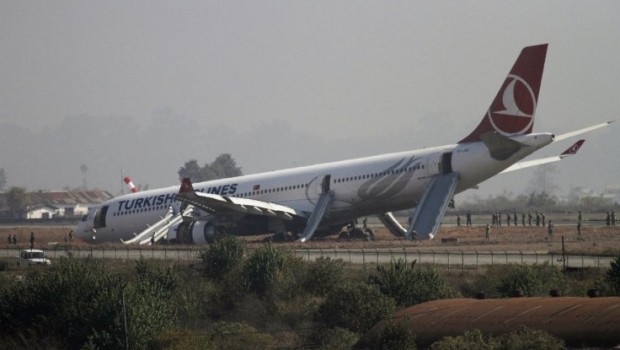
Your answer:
[577,220,582,236]
[29,232,35,249]
[542,213,546,227]
[485,224,491,240]
[547,221,554,237]
[466,211,472,226]
[506,213,511,226]
[528,212,532,226]
[457,214,461,227]
[513,212,518,226]
[606,212,611,226]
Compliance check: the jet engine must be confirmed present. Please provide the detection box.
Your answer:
[174,219,220,244]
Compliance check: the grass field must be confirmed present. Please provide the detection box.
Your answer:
[1,219,619,256]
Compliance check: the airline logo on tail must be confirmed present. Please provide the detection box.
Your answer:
[561,139,585,157]
[459,44,548,143]
[489,74,536,135]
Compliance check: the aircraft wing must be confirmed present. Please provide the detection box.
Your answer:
[501,139,584,174]
[176,178,302,221]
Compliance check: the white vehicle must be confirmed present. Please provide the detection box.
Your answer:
[17,249,51,266]
[75,44,614,244]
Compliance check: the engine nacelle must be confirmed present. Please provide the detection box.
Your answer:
[174,219,218,244]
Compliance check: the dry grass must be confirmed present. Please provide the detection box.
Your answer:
[2,222,620,256]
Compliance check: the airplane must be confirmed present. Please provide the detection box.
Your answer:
[75,44,614,244]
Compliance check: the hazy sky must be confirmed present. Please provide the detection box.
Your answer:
[1,1,619,203]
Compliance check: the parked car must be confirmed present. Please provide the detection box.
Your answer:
[17,249,51,266]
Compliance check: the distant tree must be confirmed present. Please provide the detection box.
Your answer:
[178,154,243,182]
[6,186,27,219]
[0,168,6,192]
[527,164,560,196]
[178,159,203,182]
[526,191,557,210]
[580,195,613,212]
[210,153,242,178]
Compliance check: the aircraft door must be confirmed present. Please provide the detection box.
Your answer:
[441,152,453,174]
[93,205,108,229]
[315,174,331,195]
[321,175,331,194]
[426,152,453,176]
[426,153,442,177]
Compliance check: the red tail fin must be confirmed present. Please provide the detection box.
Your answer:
[459,44,548,143]
[179,178,194,193]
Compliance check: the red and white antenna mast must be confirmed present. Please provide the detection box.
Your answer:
[123,176,138,193]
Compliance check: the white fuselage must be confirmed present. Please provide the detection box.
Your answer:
[75,133,554,242]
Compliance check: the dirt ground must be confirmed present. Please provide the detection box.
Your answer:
[1,223,620,255]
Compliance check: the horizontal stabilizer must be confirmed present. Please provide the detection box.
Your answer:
[501,139,585,173]
[480,132,527,160]
[554,121,615,142]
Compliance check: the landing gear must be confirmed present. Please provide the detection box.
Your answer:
[339,220,375,241]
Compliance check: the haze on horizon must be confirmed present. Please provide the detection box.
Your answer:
[1,1,619,203]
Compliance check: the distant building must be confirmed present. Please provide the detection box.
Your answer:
[0,190,113,220]
[603,185,620,205]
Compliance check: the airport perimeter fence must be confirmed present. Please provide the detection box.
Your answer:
[290,248,618,270]
[1,246,617,270]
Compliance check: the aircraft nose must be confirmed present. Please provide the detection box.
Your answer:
[74,217,92,239]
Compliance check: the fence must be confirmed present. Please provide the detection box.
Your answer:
[290,248,617,270]
[1,246,616,270]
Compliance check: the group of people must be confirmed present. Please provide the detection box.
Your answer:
[6,234,17,245]
[6,232,36,248]
[457,211,551,227]
[459,209,618,240]
[606,211,617,226]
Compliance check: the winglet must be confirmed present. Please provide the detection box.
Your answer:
[179,178,194,193]
[560,139,585,158]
